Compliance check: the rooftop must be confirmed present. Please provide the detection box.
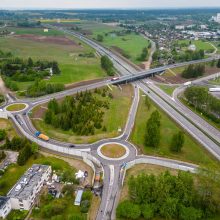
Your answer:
[0,196,9,209]
[7,164,50,200]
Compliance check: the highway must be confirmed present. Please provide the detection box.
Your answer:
[2,24,220,220]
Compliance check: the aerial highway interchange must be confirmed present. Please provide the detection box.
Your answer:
[2,25,220,220]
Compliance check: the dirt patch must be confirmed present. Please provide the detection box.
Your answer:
[31,104,48,119]
[15,34,80,46]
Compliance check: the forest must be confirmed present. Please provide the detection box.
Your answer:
[117,170,220,220]
[44,90,110,136]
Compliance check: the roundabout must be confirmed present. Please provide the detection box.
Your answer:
[97,142,129,161]
[5,103,28,112]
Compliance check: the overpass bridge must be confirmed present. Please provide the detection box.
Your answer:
[112,56,220,85]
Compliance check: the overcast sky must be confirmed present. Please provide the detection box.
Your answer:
[1,0,220,9]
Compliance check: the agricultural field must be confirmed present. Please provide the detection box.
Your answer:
[77,21,150,64]
[130,91,219,167]
[177,39,215,53]
[0,27,106,92]
[31,85,133,144]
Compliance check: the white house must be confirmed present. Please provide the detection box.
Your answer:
[0,196,11,219]
[7,164,51,211]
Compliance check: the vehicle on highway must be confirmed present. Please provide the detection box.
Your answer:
[209,87,220,92]
[69,144,75,148]
[184,81,192,86]
[111,77,120,81]
[35,131,49,141]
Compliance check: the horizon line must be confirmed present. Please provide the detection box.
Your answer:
[1,6,220,11]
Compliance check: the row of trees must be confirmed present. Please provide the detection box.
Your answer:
[26,80,64,97]
[101,55,114,76]
[117,170,220,220]
[182,64,205,79]
[145,108,185,152]
[184,86,220,123]
[44,90,109,135]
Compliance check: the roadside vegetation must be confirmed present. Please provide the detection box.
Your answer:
[31,85,133,144]
[117,169,220,220]
[158,84,178,96]
[131,92,219,167]
[183,86,220,129]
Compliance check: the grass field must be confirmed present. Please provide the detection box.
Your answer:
[130,92,219,167]
[6,103,26,111]
[78,21,149,64]
[7,27,65,36]
[31,85,133,144]
[0,28,106,91]
[158,84,178,96]
[101,144,126,158]
[177,39,215,52]
[0,119,17,140]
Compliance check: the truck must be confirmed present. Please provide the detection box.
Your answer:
[209,88,220,92]
[35,131,49,141]
[184,81,192,86]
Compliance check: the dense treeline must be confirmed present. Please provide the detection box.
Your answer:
[138,47,149,61]
[26,80,64,97]
[117,170,220,220]
[44,90,110,135]
[1,57,60,82]
[182,64,205,79]
[101,55,114,76]
[2,137,38,166]
[184,86,220,123]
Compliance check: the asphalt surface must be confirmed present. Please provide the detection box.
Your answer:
[2,25,220,220]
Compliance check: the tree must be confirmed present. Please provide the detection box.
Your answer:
[141,204,155,219]
[0,129,6,141]
[17,143,32,166]
[217,59,220,68]
[27,57,33,67]
[179,206,202,220]
[145,111,161,148]
[170,131,185,152]
[101,55,114,76]
[145,96,151,110]
[97,34,104,42]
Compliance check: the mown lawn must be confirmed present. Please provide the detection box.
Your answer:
[31,85,133,144]
[130,91,220,168]
[6,103,26,112]
[158,84,178,96]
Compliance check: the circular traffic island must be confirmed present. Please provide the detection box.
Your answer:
[98,143,129,160]
[6,103,27,112]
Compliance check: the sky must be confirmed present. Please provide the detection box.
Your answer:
[1,0,220,9]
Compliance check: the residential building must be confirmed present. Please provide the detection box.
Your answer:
[0,196,11,219]
[7,164,51,211]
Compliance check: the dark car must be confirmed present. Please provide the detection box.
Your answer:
[69,144,75,148]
